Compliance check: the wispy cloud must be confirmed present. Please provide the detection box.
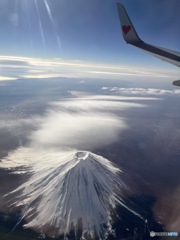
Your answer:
[0,94,147,151]
[102,87,180,96]
[29,95,143,150]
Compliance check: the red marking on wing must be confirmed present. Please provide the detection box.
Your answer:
[122,25,131,35]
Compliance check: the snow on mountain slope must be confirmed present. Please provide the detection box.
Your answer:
[2,148,132,239]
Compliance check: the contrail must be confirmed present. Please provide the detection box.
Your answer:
[44,0,62,51]
[34,0,46,56]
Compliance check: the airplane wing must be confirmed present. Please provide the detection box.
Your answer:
[116,3,180,68]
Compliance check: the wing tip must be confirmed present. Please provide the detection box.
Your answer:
[116,2,141,44]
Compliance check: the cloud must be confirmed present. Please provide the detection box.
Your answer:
[0,93,148,152]
[30,111,126,150]
[101,87,180,96]
[51,97,146,112]
[71,92,160,101]
[26,94,150,150]
[29,97,130,150]
[0,76,17,81]
[0,55,178,82]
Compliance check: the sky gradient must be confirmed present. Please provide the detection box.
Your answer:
[0,0,179,70]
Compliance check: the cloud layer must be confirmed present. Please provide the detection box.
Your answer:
[26,94,150,150]
[0,55,179,82]
[102,87,180,96]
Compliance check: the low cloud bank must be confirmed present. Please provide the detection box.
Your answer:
[102,87,180,96]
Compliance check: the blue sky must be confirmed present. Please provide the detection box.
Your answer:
[0,0,179,70]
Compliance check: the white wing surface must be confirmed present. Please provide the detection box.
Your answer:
[117,3,180,68]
